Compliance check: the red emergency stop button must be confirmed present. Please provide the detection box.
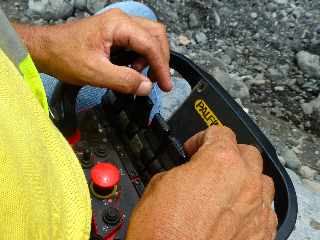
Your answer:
[90,163,120,199]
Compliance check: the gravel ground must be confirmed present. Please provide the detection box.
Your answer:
[1,0,319,239]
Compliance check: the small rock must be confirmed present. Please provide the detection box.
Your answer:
[315,175,320,182]
[74,0,86,10]
[213,0,224,7]
[250,74,266,86]
[266,68,285,81]
[213,9,221,27]
[224,47,238,61]
[296,51,320,79]
[178,35,191,46]
[313,94,320,110]
[207,56,228,72]
[273,0,288,4]
[301,102,314,115]
[32,18,47,25]
[67,16,76,22]
[266,3,277,12]
[250,12,258,19]
[195,32,208,44]
[229,79,250,100]
[292,7,303,19]
[28,0,75,20]
[310,219,320,230]
[296,76,305,85]
[303,179,320,192]
[220,55,232,65]
[274,86,285,91]
[252,79,266,86]
[188,12,201,28]
[86,0,107,13]
[283,148,302,170]
[300,165,317,180]
[210,67,233,91]
[301,94,320,116]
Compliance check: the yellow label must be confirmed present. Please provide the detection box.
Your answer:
[194,99,222,127]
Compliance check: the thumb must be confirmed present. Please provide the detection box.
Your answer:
[95,59,153,96]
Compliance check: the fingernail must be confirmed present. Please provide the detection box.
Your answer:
[136,80,152,96]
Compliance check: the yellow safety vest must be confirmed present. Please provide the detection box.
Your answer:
[0,8,91,240]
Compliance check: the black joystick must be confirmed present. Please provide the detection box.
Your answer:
[103,207,121,226]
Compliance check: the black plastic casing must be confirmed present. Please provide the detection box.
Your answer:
[50,51,297,240]
[168,52,297,240]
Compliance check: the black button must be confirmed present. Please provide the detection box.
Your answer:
[76,148,93,168]
[103,207,121,226]
[94,144,109,158]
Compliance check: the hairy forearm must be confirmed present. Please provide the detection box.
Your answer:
[12,23,55,73]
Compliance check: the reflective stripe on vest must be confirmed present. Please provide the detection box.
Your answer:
[0,8,48,114]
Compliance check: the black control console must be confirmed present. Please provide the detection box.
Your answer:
[50,51,298,240]
[72,106,141,239]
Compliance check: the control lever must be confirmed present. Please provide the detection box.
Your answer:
[50,50,297,240]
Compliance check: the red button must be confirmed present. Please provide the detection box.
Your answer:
[91,163,120,189]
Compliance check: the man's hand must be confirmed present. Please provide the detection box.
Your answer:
[126,126,278,240]
[13,9,172,96]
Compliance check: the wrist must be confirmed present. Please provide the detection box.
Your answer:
[12,23,57,74]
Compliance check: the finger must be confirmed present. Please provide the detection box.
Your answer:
[263,208,278,240]
[184,126,237,157]
[143,172,166,195]
[238,144,263,173]
[95,57,152,95]
[234,209,266,240]
[269,211,278,240]
[262,175,275,207]
[113,19,172,91]
[183,130,205,156]
[132,16,170,64]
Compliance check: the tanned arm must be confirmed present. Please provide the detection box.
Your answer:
[11,10,172,96]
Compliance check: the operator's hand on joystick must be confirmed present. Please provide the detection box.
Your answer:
[14,9,172,96]
[126,126,278,240]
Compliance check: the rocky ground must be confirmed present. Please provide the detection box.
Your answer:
[1,0,319,239]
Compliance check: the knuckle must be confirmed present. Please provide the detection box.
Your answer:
[210,126,237,145]
[243,144,264,170]
[221,126,237,138]
[155,23,167,34]
[108,8,125,16]
[248,175,264,196]
[263,175,275,189]
[144,41,156,54]
[209,143,240,165]
[270,210,278,227]
[117,74,134,93]
[245,144,261,156]
[149,172,165,186]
